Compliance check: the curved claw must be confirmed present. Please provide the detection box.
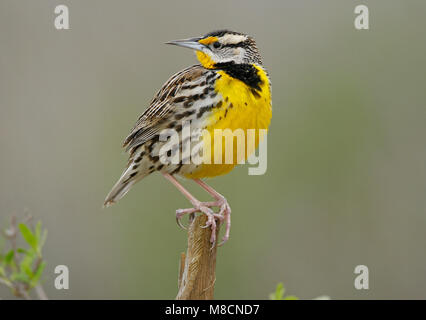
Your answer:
[175,208,198,230]
[217,203,231,247]
[217,235,229,247]
[176,216,187,230]
[174,198,231,246]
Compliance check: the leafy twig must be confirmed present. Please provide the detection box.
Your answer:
[269,282,330,300]
[269,282,298,300]
[0,214,48,300]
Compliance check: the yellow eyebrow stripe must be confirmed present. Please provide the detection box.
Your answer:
[199,36,218,45]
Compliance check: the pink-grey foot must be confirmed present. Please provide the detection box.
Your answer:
[163,173,227,246]
[175,201,225,245]
[193,179,232,246]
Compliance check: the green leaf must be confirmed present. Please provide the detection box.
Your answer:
[20,255,34,278]
[30,261,46,288]
[273,282,285,300]
[17,248,29,254]
[269,282,299,300]
[18,223,37,252]
[4,250,14,265]
[11,271,30,283]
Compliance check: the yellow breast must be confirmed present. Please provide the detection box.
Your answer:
[184,65,272,179]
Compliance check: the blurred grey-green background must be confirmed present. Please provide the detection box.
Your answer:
[1,0,425,299]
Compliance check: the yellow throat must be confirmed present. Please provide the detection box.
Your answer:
[185,61,272,179]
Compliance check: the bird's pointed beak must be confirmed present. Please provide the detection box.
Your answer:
[165,37,205,51]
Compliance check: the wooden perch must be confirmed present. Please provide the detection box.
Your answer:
[176,214,220,300]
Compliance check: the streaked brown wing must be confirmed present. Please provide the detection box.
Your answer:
[123,64,206,152]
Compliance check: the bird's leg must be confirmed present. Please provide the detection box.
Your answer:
[193,179,231,246]
[162,173,223,245]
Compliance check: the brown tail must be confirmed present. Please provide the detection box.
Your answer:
[103,167,148,207]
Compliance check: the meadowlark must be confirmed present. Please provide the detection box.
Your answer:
[104,30,272,245]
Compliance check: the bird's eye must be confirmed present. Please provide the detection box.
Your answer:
[213,42,221,49]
